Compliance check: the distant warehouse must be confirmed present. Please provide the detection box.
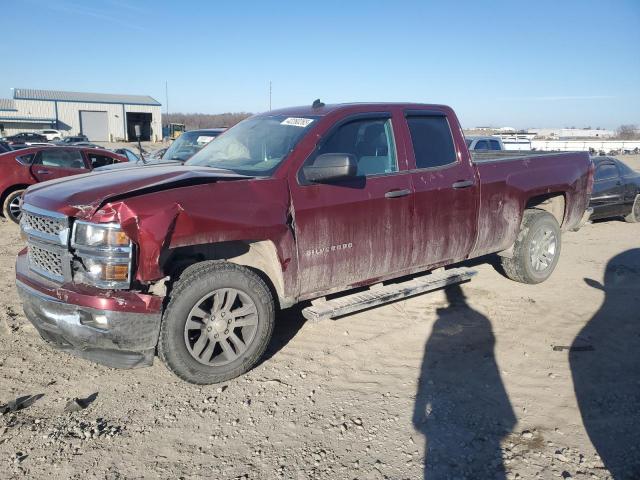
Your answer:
[0,88,162,142]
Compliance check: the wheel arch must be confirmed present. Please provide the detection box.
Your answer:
[525,192,566,228]
[161,240,289,309]
[0,184,30,215]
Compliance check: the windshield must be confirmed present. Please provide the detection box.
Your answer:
[163,131,220,162]
[186,115,318,175]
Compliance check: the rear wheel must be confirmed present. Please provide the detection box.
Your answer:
[624,194,639,223]
[501,210,561,284]
[158,261,275,384]
[2,189,25,224]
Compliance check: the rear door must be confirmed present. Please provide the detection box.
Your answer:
[591,161,623,218]
[31,148,89,182]
[404,110,478,269]
[290,111,414,297]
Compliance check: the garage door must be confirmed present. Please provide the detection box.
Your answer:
[80,111,108,141]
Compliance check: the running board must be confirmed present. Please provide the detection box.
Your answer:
[301,267,477,322]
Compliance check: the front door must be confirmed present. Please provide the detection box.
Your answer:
[404,111,478,268]
[290,112,414,297]
[30,148,89,182]
[591,161,623,219]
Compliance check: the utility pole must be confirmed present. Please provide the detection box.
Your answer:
[165,81,169,116]
[269,81,272,111]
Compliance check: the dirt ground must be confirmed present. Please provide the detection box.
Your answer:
[1,156,639,479]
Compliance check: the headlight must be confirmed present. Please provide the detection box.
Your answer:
[73,222,130,249]
[71,221,133,289]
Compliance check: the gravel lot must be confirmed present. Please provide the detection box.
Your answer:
[1,156,639,479]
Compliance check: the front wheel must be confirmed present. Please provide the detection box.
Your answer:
[624,194,639,223]
[158,261,275,384]
[2,189,25,224]
[501,210,561,284]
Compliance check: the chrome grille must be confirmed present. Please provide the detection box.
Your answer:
[28,244,64,281]
[21,204,69,283]
[22,211,66,237]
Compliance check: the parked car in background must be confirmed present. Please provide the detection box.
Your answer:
[96,129,226,171]
[53,135,89,145]
[0,146,127,223]
[465,136,504,151]
[39,129,64,141]
[113,148,141,163]
[161,128,226,162]
[589,156,639,223]
[14,102,593,384]
[1,132,48,146]
[500,136,532,151]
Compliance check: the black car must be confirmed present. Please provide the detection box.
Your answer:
[589,157,640,223]
[53,135,90,145]
[0,141,11,153]
[1,132,48,144]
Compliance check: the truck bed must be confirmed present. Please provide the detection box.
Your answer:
[471,150,574,163]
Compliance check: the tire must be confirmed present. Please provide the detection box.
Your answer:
[158,261,275,384]
[501,209,562,284]
[2,189,25,224]
[624,195,639,223]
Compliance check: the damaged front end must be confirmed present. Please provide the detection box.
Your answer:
[16,203,163,369]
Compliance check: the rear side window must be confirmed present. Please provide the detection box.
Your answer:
[88,153,116,168]
[595,163,619,181]
[474,140,490,150]
[35,149,85,168]
[489,140,502,150]
[407,116,456,169]
[16,153,35,165]
[315,118,398,176]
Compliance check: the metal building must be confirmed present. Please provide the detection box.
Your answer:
[0,88,162,142]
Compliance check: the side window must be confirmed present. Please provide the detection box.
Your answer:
[595,163,619,181]
[489,140,502,150]
[35,149,85,168]
[89,153,115,168]
[314,118,398,177]
[407,116,457,169]
[474,140,490,150]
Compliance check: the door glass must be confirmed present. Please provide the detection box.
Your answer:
[489,140,502,150]
[595,164,618,181]
[36,149,85,168]
[314,118,397,176]
[407,116,457,169]
[475,140,490,150]
[89,154,115,168]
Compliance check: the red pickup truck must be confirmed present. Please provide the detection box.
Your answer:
[0,146,127,223]
[15,103,593,384]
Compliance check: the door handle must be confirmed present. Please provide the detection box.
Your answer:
[36,170,51,175]
[452,180,474,189]
[385,188,411,199]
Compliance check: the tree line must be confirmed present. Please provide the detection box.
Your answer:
[164,112,252,130]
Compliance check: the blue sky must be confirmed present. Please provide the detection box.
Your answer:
[3,0,639,129]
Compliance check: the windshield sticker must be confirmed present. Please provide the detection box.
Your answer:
[281,117,314,128]
[196,136,215,145]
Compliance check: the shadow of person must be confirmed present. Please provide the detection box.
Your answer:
[570,248,640,478]
[413,284,516,479]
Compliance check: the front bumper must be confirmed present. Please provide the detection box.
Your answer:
[16,251,163,369]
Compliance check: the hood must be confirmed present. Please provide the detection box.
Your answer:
[94,159,181,171]
[23,164,250,219]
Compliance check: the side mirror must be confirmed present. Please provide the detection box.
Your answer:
[303,153,357,183]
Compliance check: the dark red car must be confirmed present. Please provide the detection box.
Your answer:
[0,146,127,223]
[15,102,593,384]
